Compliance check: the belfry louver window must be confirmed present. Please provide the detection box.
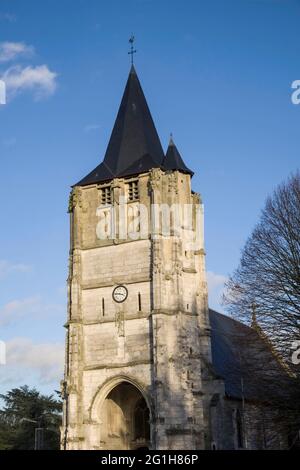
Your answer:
[127,180,139,202]
[101,186,112,205]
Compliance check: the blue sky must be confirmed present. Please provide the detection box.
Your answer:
[0,0,299,396]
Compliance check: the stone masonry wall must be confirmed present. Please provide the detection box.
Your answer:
[62,168,218,450]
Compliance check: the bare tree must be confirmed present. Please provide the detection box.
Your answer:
[224,172,300,447]
[225,172,300,358]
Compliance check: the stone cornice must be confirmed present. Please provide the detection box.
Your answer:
[81,276,150,290]
[65,311,150,327]
[84,359,151,371]
[150,309,198,317]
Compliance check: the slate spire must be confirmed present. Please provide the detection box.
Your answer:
[163,135,194,176]
[76,65,165,186]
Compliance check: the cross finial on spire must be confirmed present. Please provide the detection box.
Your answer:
[128,35,137,65]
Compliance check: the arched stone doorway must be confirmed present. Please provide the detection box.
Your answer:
[100,381,150,450]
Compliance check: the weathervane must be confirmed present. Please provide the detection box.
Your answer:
[128,35,137,65]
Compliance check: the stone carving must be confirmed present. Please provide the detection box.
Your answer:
[149,168,162,192]
[167,172,178,194]
[115,309,125,336]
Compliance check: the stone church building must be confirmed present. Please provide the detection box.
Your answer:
[61,65,288,450]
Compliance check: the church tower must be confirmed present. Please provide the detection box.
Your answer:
[61,65,216,450]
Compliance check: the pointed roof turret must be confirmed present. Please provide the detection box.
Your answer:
[76,65,165,186]
[163,135,193,176]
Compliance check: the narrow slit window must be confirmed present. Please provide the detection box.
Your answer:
[138,293,142,312]
[236,410,244,448]
[102,298,105,316]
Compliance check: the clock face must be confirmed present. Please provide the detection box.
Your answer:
[112,285,128,303]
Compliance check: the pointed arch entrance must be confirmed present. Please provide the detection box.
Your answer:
[99,381,150,450]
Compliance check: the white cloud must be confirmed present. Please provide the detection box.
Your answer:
[84,123,101,133]
[207,271,228,291]
[0,13,17,23]
[2,64,58,100]
[0,260,31,280]
[0,296,41,326]
[0,41,34,63]
[2,338,64,385]
[0,295,64,327]
[57,285,67,296]
[2,137,17,147]
[207,271,228,312]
